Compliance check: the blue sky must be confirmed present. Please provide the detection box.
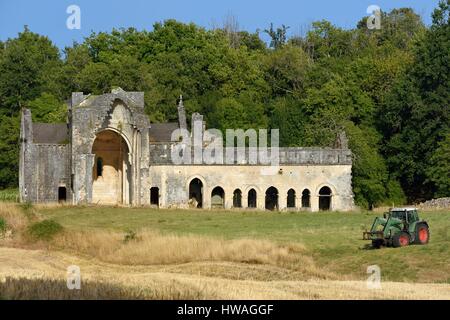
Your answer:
[0,0,442,49]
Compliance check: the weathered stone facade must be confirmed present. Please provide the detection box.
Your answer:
[19,88,354,211]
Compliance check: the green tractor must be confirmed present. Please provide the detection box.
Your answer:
[363,208,430,248]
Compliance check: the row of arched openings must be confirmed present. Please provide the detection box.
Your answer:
[187,178,332,210]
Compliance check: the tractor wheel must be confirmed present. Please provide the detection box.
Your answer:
[393,232,410,248]
[414,224,430,245]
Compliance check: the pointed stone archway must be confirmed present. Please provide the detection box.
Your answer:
[91,129,132,205]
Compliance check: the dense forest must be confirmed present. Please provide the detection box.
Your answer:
[0,1,448,208]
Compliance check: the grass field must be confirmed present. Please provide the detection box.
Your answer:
[37,206,450,283]
[1,203,449,299]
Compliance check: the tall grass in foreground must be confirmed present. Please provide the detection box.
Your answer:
[0,202,28,232]
[52,229,332,279]
[0,277,214,300]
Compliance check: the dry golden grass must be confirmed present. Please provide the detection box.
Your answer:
[0,202,28,231]
[1,203,449,299]
[1,247,449,300]
[51,229,332,280]
[0,276,214,300]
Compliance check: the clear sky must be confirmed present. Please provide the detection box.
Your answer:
[0,0,442,49]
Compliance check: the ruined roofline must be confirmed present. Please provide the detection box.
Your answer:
[71,88,144,109]
[149,145,352,165]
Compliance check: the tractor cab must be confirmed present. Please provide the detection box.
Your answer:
[388,208,419,223]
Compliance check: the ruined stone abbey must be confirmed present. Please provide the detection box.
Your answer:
[19,88,354,211]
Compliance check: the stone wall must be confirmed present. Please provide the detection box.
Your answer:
[20,143,70,203]
[19,109,71,203]
[149,144,352,165]
[146,164,354,211]
[70,88,150,206]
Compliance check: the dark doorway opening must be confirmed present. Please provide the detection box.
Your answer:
[96,157,103,177]
[58,187,67,202]
[265,186,279,211]
[189,178,203,208]
[248,189,257,208]
[287,189,296,208]
[319,186,332,211]
[233,189,242,208]
[150,187,159,207]
[211,186,225,208]
[302,189,311,208]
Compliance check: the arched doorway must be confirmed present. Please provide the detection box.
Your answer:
[319,186,332,210]
[301,189,311,208]
[265,186,279,211]
[211,186,225,208]
[248,189,257,208]
[92,130,131,205]
[287,189,296,208]
[189,178,203,208]
[233,189,242,208]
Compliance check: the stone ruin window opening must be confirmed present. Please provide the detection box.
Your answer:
[189,178,203,208]
[211,186,225,209]
[319,186,332,211]
[287,189,296,208]
[302,189,311,208]
[58,186,67,202]
[233,189,242,208]
[265,186,279,211]
[150,187,159,207]
[96,157,103,177]
[248,189,257,208]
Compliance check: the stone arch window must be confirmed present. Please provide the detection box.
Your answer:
[301,189,311,208]
[150,187,159,207]
[319,186,332,211]
[233,189,242,208]
[96,157,103,177]
[211,186,225,209]
[265,186,279,211]
[189,178,203,208]
[287,189,296,208]
[248,189,257,208]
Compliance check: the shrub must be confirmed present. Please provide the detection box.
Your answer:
[27,220,63,241]
[123,230,138,243]
[0,189,19,202]
[0,217,6,233]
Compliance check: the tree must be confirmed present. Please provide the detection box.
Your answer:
[264,23,290,49]
[0,27,61,115]
[264,45,311,97]
[0,115,20,189]
[26,93,66,123]
[426,132,450,197]
[380,0,450,201]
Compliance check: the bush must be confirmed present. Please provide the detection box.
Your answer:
[0,217,6,233]
[0,189,19,202]
[123,230,138,243]
[27,220,63,241]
